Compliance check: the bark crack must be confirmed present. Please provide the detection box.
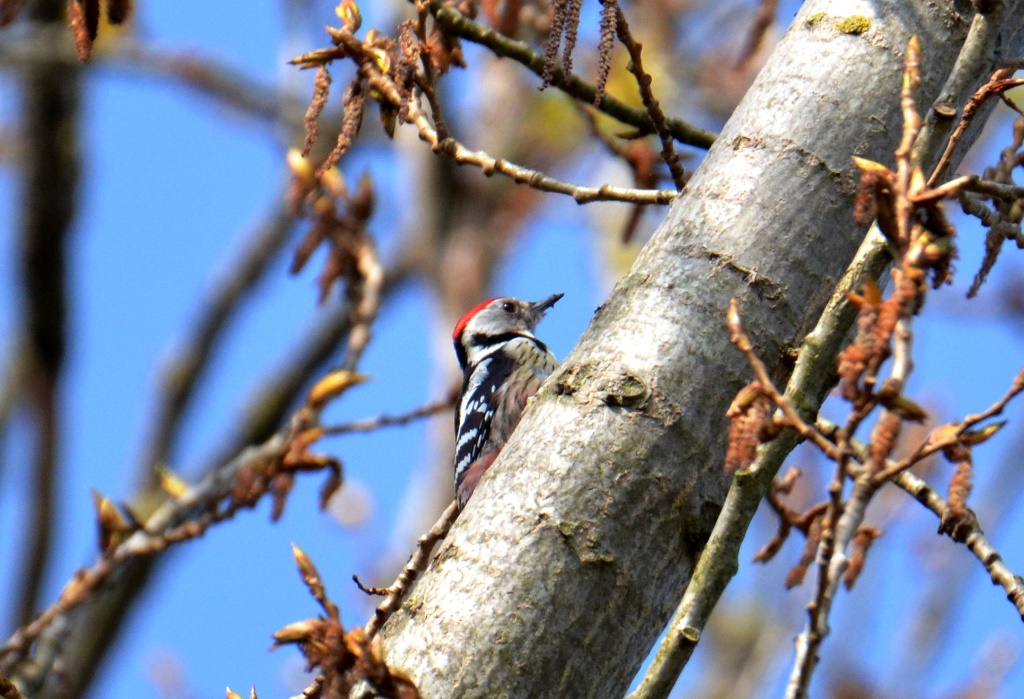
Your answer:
[700,247,786,302]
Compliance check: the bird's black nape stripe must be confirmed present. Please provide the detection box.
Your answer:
[454,340,468,370]
[470,331,547,354]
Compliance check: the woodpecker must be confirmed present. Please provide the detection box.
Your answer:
[452,293,563,509]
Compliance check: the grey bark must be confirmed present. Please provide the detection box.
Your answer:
[380,1,1024,697]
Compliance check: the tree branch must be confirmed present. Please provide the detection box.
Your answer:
[11,0,80,631]
[425,0,717,150]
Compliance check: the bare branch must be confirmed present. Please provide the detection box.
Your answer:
[12,2,80,631]
[404,93,676,205]
[364,502,459,638]
[613,5,687,191]
[321,395,455,436]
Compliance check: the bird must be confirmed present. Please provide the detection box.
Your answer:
[451,293,563,509]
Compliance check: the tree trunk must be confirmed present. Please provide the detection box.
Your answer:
[380,2,1023,696]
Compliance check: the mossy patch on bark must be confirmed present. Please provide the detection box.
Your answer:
[805,11,827,27]
[835,15,870,34]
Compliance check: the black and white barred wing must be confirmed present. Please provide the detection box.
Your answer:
[454,353,514,486]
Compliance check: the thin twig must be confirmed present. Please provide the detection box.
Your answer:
[726,301,840,459]
[914,173,1024,206]
[340,240,384,372]
[928,73,1021,187]
[412,0,450,144]
[352,576,390,596]
[364,501,459,638]
[321,395,455,436]
[404,94,676,204]
[613,6,687,191]
[894,37,923,246]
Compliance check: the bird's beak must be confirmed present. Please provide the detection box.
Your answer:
[528,293,564,319]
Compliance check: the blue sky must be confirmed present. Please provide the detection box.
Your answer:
[1,1,1023,697]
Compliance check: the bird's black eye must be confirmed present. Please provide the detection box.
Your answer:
[501,301,515,313]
